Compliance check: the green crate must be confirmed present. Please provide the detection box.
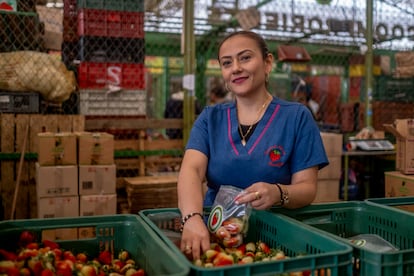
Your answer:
[139,208,353,276]
[373,76,414,102]
[272,201,414,276]
[77,0,144,12]
[0,214,189,276]
[366,196,414,214]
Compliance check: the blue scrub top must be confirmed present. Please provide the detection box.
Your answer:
[186,97,329,206]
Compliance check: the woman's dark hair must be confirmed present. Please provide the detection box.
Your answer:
[217,31,270,60]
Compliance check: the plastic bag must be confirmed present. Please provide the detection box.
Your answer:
[207,185,251,248]
[347,234,398,252]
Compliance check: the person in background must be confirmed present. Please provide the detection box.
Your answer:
[177,30,329,260]
[164,90,202,139]
[209,85,231,105]
[292,77,321,122]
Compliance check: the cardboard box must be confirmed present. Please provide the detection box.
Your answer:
[78,164,116,195]
[77,132,114,165]
[37,196,79,218]
[385,171,414,197]
[36,163,78,197]
[36,5,63,50]
[37,132,77,166]
[384,119,414,174]
[314,179,340,203]
[79,194,117,216]
[320,132,343,157]
[318,156,342,180]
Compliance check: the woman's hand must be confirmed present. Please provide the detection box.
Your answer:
[180,215,211,261]
[235,182,279,210]
[234,167,319,210]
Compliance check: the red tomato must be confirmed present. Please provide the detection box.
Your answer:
[19,231,36,247]
[55,260,72,276]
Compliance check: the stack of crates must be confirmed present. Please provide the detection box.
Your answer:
[62,0,146,116]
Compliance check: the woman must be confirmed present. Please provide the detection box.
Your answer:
[177,31,329,260]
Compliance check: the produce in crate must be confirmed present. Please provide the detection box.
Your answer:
[193,240,330,276]
[0,230,145,276]
[193,241,285,267]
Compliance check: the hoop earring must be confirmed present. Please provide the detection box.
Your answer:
[225,82,232,92]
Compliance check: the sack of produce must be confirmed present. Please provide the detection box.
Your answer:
[0,51,76,103]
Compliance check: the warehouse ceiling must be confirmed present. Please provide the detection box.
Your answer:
[143,0,414,51]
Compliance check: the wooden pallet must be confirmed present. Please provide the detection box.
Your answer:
[0,114,85,219]
[124,174,179,214]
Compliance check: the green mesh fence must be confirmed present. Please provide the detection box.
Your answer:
[0,0,413,217]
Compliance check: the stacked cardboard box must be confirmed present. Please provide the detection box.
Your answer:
[394,51,414,78]
[36,131,116,218]
[315,132,343,202]
[36,132,79,218]
[77,132,116,216]
[383,119,414,198]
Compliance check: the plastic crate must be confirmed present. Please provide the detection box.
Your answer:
[79,89,146,115]
[78,62,146,90]
[77,0,144,12]
[63,0,77,17]
[0,92,40,113]
[78,36,145,63]
[63,15,78,42]
[0,11,43,51]
[374,76,414,102]
[78,9,144,38]
[0,214,189,276]
[139,208,353,276]
[272,201,414,276]
[366,196,414,214]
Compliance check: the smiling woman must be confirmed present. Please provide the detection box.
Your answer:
[177,30,329,261]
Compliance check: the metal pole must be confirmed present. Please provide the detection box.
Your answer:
[365,0,373,128]
[182,0,195,144]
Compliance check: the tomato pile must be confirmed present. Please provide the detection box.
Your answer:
[194,241,287,267]
[193,241,331,276]
[0,230,145,276]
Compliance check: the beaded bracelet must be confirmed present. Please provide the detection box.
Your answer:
[180,212,203,232]
[275,183,289,206]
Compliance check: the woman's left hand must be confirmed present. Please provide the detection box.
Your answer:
[235,182,279,210]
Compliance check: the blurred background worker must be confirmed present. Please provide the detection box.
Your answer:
[292,75,321,122]
[209,85,231,105]
[164,90,202,139]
